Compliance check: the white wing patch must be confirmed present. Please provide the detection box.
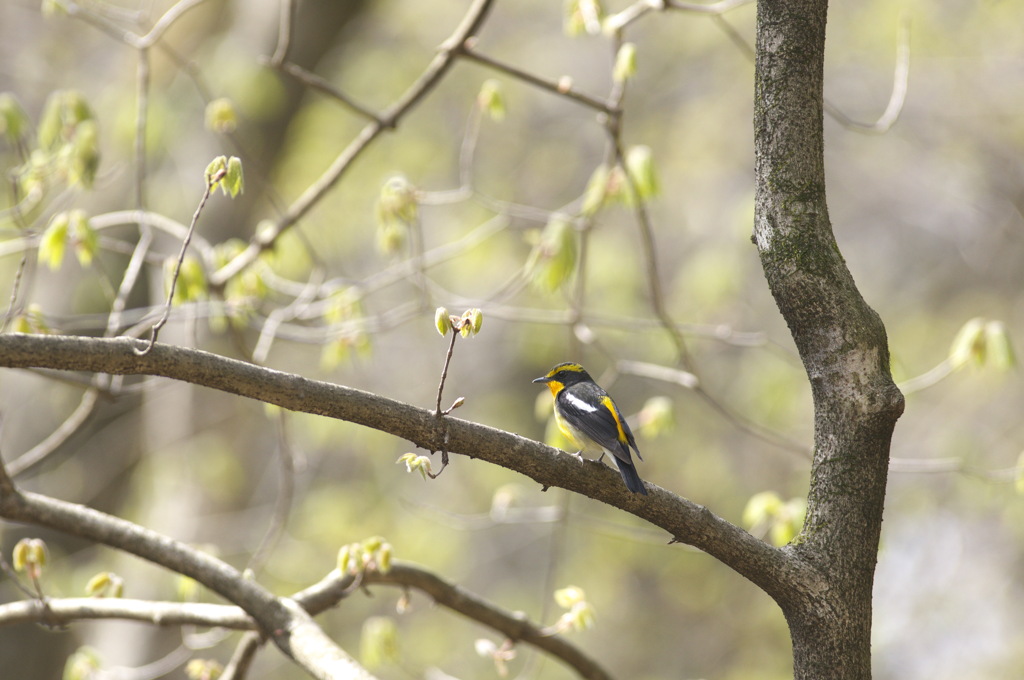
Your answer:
[565,392,598,412]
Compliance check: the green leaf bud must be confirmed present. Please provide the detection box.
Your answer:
[526,215,578,293]
[0,93,29,143]
[69,210,97,266]
[85,572,112,597]
[12,538,29,571]
[984,320,1016,371]
[434,307,451,336]
[69,119,99,188]
[949,317,987,369]
[565,0,603,37]
[39,211,70,270]
[361,616,400,669]
[205,98,238,134]
[625,144,659,201]
[224,156,244,197]
[741,491,783,529]
[612,43,637,83]
[378,543,393,574]
[465,307,483,335]
[477,79,506,121]
[554,585,585,609]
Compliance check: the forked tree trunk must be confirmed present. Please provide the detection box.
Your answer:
[752,1,905,678]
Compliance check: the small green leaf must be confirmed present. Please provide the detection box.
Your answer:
[12,539,29,571]
[397,452,433,481]
[69,210,97,266]
[770,498,806,546]
[204,155,228,190]
[434,307,451,336]
[0,93,29,143]
[580,164,610,216]
[949,317,987,369]
[553,586,595,633]
[13,304,50,335]
[361,616,400,670]
[185,659,223,680]
[625,144,659,201]
[224,156,244,197]
[337,544,354,574]
[205,98,238,134]
[85,571,122,598]
[526,215,578,293]
[984,320,1016,371]
[39,212,70,270]
[565,0,603,36]
[63,647,103,680]
[375,176,417,254]
[554,585,585,609]
[466,307,483,335]
[742,491,783,529]
[68,119,100,188]
[362,536,384,553]
[612,43,637,83]
[477,79,506,121]
[38,90,94,151]
[27,538,47,567]
[37,92,63,150]
[377,542,393,574]
[320,338,349,371]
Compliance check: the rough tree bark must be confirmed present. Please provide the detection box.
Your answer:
[753,1,905,678]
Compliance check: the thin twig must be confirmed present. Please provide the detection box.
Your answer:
[268,60,383,124]
[135,168,225,355]
[434,331,460,417]
[1,255,28,332]
[823,14,911,133]
[429,328,461,477]
[606,112,691,366]
[269,0,295,66]
[7,389,101,477]
[222,631,263,680]
[246,412,297,575]
[210,0,497,288]
[456,45,616,115]
[135,0,213,49]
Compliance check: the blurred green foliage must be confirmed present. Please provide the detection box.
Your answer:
[0,1,1022,679]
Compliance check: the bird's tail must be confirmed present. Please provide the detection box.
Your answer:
[614,456,648,495]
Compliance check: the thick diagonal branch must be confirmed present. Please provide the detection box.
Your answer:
[0,333,820,608]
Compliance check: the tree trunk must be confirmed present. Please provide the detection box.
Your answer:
[753,1,905,677]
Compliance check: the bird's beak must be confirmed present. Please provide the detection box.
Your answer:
[532,376,551,384]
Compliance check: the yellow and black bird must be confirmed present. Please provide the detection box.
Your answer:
[533,362,648,495]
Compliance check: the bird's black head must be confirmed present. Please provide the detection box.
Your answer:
[532,362,593,388]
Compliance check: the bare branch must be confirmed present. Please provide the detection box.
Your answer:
[136,166,223,355]
[0,560,612,680]
[0,333,819,607]
[269,0,296,66]
[268,60,383,124]
[210,0,497,288]
[824,14,911,133]
[0,471,374,680]
[7,388,101,477]
[455,46,616,115]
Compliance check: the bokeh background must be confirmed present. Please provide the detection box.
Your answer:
[1,1,1022,679]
